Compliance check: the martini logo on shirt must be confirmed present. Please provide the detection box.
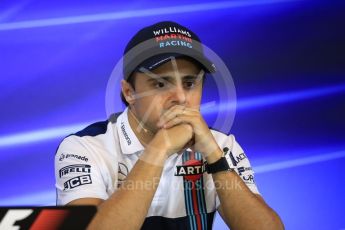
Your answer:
[175,159,205,181]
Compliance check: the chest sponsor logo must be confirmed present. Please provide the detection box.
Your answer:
[237,166,252,176]
[63,175,92,190]
[175,159,205,181]
[121,122,131,145]
[117,162,129,187]
[59,153,88,162]
[242,174,255,185]
[59,164,91,178]
[229,152,247,166]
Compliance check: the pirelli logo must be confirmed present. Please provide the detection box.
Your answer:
[59,164,91,178]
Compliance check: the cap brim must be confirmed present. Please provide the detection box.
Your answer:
[136,53,216,74]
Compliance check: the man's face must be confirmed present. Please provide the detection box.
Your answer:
[129,58,204,133]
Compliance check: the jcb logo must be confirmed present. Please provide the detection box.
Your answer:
[63,175,92,190]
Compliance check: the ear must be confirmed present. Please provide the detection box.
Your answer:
[121,80,135,104]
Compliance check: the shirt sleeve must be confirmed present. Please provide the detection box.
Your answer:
[216,134,260,208]
[55,135,109,205]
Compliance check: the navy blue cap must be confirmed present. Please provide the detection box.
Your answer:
[123,21,216,80]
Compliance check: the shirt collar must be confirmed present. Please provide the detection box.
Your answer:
[116,107,145,154]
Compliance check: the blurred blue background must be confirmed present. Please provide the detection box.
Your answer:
[0,0,345,229]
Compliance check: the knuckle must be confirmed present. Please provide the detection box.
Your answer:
[184,124,193,132]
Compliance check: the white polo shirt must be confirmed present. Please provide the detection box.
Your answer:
[55,107,259,229]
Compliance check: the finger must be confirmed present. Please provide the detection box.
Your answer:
[158,105,200,127]
[160,109,200,128]
[163,117,184,129]
[164,105,184,118]
[163,114,194,129]
[166,105,198,118]
[158,106,185,126]
[184,106,199,113]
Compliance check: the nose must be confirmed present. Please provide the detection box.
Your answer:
[170,84,187,104]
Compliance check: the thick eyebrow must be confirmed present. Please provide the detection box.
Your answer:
[182,75,200,81]
[146,76,174,83]
[146,75,201,83]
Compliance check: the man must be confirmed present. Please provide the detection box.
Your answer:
[55,21,284,229]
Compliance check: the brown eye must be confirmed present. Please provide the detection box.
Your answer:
[184,81,195,89]
[155,81,166,89]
